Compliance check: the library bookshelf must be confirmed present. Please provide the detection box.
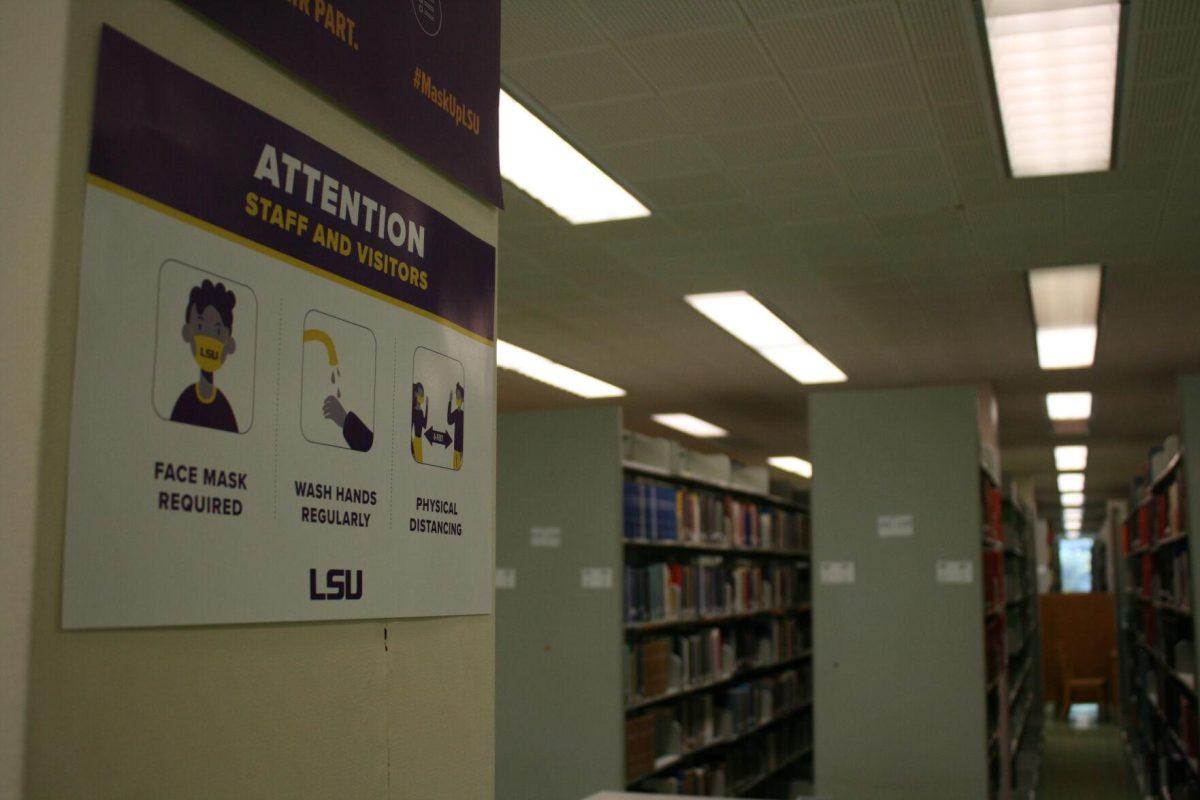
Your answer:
[495,408,812,800]
[809,384,1042,800]
[622,461,813,797]
[1118,438,1199,798]
[983,471,1044,800]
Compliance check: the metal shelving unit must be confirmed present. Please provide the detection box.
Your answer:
[1117,437,1199,800]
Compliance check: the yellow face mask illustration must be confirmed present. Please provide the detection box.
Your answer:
[193,334,225,372]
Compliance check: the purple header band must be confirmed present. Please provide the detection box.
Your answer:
[178,0,503,207]
[90,27,496,341]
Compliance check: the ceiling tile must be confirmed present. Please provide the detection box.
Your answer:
[788,61,927,117]
[916,53,985,106]
[501,0,604,62]
[585,0,744,40]
[700,123,824,165]
[756,3,910,71]
[1134,26,1200,83]
[898,0,972,56]
[661,78,801,131]
[813,108,938,153]
[554,94,686,145]
[595,136,718,181]
[836,147,948,186]
[636,171,747,208]
[503,49,650,107]
[728,155,846,196]
[620,27,775,91]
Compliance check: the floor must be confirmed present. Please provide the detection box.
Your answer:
[1038,704,1142,800]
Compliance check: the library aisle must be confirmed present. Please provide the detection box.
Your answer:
[1038,706,1139,800]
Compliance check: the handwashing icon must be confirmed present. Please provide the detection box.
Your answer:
[303,326,374,452]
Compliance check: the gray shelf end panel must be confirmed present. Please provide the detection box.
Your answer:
[810,385,989,800]
[496,407,624,800]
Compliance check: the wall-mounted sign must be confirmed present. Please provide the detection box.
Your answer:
[178,0,502,206]
[877,514,914,538]
[819,561,856,584]
[61,27,496,628]
[936,560,975,584]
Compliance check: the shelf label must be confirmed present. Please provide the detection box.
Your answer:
[936,560,974,584]
[530,526,561,548]
[581,567,613,590]
[877,514,914,538]
[819,561,855,584]
[495,568,516,590]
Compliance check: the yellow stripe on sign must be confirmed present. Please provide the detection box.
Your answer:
[85,174,495,347]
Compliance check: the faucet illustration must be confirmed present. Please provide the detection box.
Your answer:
[303,328,338,366]
[303,326,374,452]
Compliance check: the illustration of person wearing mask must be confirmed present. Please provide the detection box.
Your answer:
[447,382,464,471]
[170,279,239,432]
[411,382,429,464]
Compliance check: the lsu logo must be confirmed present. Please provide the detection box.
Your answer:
[309,568,363,600]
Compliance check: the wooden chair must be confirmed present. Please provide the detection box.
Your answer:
[1058,641,1108,720]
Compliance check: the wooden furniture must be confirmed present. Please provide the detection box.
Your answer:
[1057,641,1108,719]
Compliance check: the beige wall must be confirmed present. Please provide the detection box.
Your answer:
[3,2,497,797]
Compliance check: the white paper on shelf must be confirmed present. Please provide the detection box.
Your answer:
[530,526,562,547]
[819,561,855,584]
[877,514,914,538]
[936,559,974,584]
[581,567,613,589]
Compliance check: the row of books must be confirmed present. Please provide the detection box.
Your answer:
[982,479,1003,543]
[626,669,808,780]
[638,715,812,796]
[624,620,811,705]
[983,549,1005,609]
[624,479,809,552]
[1125,465,1187,553]
[624,559,810,625]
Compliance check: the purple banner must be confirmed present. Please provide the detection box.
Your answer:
[176,0,502,207]
[90,27,495,341]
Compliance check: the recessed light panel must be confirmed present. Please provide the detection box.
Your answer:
[1046,392,1092,421]
[496,340,625,399]
[983,1,1121,177]
[685,291,846,385]
[1061,492,1085,508]
[651,413,728,439]
[1058,473,1086,493]
[499,91,650,224]
[1028,265,1102,370]
[1054,445,1088,471]
[768,456,813,479]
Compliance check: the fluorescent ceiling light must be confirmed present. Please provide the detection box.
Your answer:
[1064,518,1083,532]
[1028,265,1102,369]
[1055,445,1088,471]
[1066,529,1081,539]
[1061,492,1085,507]
[1046,391,1092,420]
[496,340,625,399]
[684,291,846,385]
[499,91,649,224]
[1063,508,1083,523]
[652,413,728,439]
[768,456,813,479]
[1058,472,1085,492]
[983,1,1121,177]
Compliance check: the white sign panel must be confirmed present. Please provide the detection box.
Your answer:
[936,560,975,584]
[530,526,562,548]
[819,561,856,584]
[877,514,914,538]
[495,568,517,590]
[61,32,497,628]
[581,567,614,590]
